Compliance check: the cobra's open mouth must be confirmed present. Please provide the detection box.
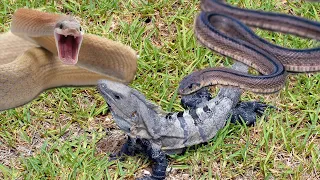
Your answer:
[54,32,83,65]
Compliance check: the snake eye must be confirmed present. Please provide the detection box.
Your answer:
[188,83,195,89]
[79,26,82,31]
[188,83,200,90]
[59,23,63,29]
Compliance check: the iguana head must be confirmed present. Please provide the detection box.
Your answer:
[97,79,164,138]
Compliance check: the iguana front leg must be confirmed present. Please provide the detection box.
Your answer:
[110,138,167,180]
[136,139,168,180]
[109,137,137,161]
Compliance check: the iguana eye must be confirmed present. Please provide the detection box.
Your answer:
[114,95,121,99]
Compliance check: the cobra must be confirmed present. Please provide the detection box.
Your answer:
[0,9,137,111]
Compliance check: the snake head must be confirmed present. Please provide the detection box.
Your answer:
[54,17,84,65]
[178,74,202,95]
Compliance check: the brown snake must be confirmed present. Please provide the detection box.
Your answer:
[0,9,137,111]
[178,0,320,95]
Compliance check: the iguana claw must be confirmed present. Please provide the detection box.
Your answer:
[230,101,276,126]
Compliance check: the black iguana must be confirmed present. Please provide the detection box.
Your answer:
[97,62,272,180]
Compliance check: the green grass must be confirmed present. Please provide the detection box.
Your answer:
[0,0,320,179]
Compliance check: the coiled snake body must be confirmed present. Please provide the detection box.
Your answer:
[0,9,137,111]
[178,0,320,95]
